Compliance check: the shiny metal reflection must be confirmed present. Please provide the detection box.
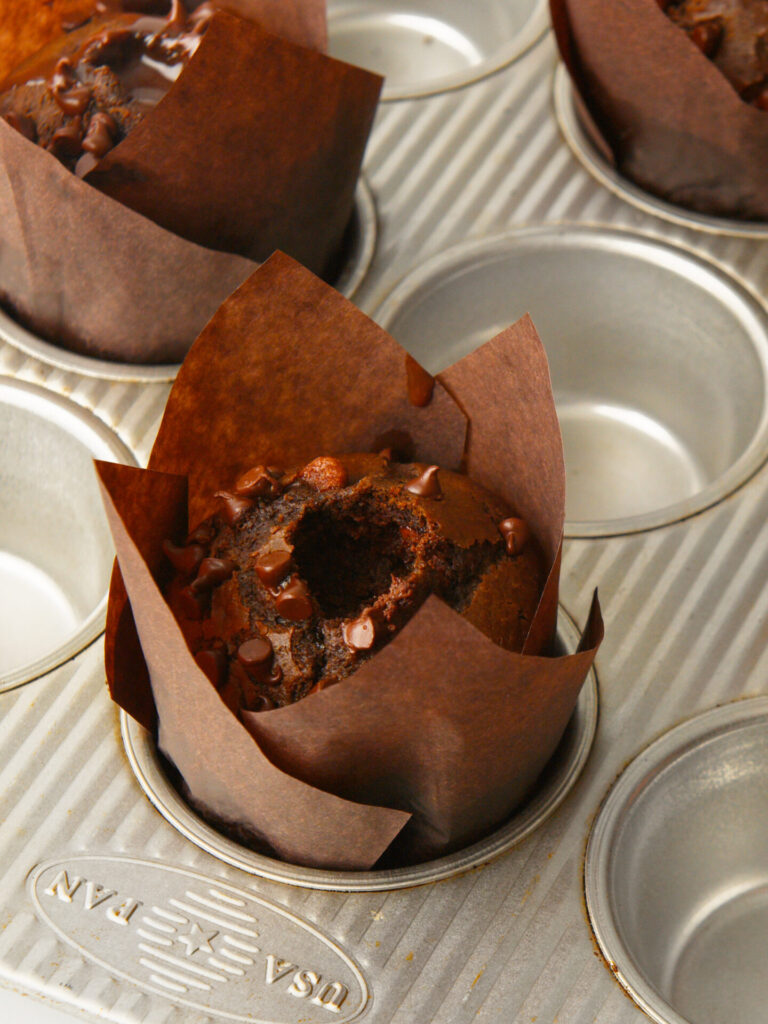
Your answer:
[0,179,377,382]
[374,224,768,537]
[0,377,136,690]
[121,605,598,892]
[554,65,768,240]
[586,698,768,1024]
[327,0,549,101]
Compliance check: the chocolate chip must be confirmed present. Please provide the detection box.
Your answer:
[75,152,99,178]
[176,585,207,620]
[499,516,531,556]
[688,20,723,58]
[83,111,117,157]
[215,490,253,525]
[55,84,91,117]
[48,118,84,157]
[237,636,283,685]
[187,523,215,546]
[274,576,313,621]
[405,465,442,499]
[162,539,205,576]
[165,0,187,32]
[254,550,292,588]
[195,648,228,689]
[234,465,282,499]
[82,27,133,65]
[342,612,378,652]
[237,636,272,669]
[191,557,235,593]
[50,58,76,93]
[405,353,435,407]
[299,456,348,491]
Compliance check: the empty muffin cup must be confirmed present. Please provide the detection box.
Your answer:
[121,605,598,892]
[585,697,768,1024]
[0,179,377,383]
[553,67,768,239]
[375,225,768,536]
[327,0,549,100]
[0,378,136,689]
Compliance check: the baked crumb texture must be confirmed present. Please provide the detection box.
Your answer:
[165,453,542,714]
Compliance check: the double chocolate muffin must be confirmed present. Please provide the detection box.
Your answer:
[0,0,211,174]
[662,0,768,108]
[164,452,544,715]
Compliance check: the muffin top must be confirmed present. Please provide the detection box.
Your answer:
[0,1,213,173]
[164,452,544,713]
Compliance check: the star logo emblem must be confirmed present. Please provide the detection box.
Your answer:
[176,922,219,956]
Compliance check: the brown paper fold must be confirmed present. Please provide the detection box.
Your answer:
[550,0,768,220]
[0,1,381,362]
[100,252,603,869]
[97,461,409,869]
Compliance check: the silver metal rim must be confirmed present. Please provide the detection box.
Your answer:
[0,178,377,383]
[584,696,768,1024]
[554,64,768,240]
[0,377,137,691]
[121,604,598,892]
[374,222,768,538]
[330,0,550,102]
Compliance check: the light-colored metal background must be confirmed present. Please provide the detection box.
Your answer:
[2,22,768,1024]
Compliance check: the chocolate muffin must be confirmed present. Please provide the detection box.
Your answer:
[0,0,212,174]
[164,452,544,715]
[662,0,768,108]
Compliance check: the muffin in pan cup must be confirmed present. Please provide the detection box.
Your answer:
[551,0,768,220]
[0,0,381,363]
[96,251,603,870]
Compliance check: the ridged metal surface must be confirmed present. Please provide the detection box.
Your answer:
[2,25,768,1024]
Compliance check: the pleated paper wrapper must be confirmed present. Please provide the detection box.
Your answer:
[97,252,603,870]
[0,0,381,362]
[551,0,768,220]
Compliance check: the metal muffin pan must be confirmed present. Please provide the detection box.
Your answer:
[554,66,768,241]
[0,377,136,691]
[376,224,768,537]
[122,606,598,893]
[586,698,768,1024]
[0,178,377,384]
[327,0,549,100]
[2,24,768,1024]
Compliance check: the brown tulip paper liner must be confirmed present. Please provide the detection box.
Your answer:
[550,0,768,220]
[98,252,603,869]
[0,2,380,362]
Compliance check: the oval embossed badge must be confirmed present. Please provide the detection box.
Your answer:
[29,855,369,1023]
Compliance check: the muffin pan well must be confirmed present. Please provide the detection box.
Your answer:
[4,24,768,1024]
[122,607,598,892]
[376,225,768,536]
[586,698,768,1024]
[327,0,549,100]
[0,179,377,383]
[554,67,768,240]
[0,378,135,690]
